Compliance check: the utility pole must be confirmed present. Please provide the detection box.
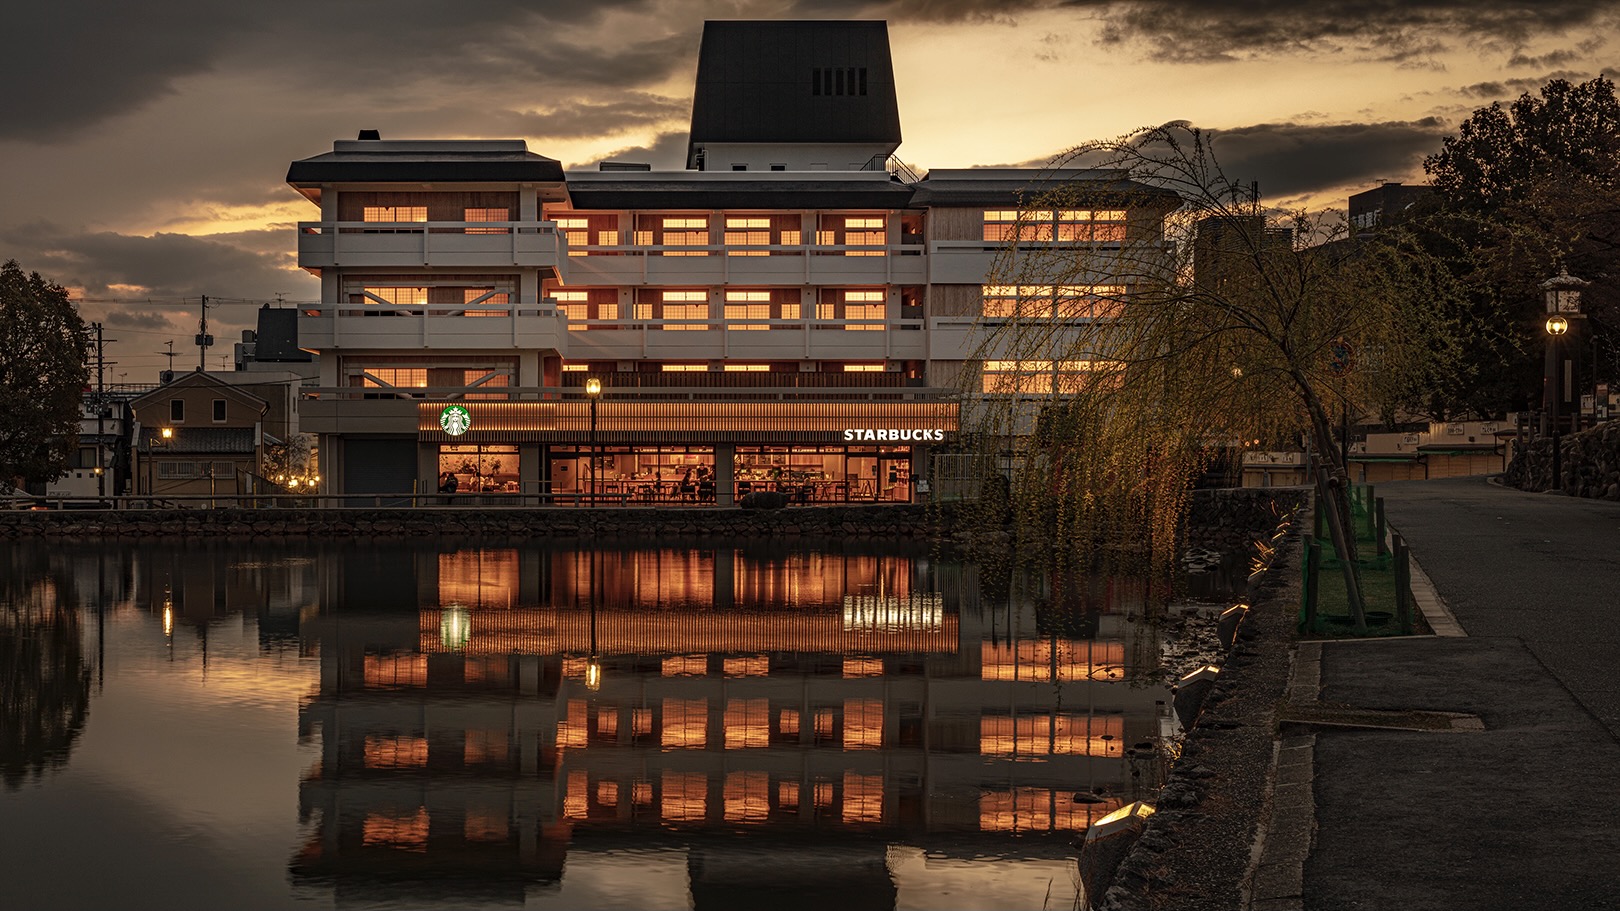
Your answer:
[196,295,212,371]
[163,340,176,374]
[90,324,117,498]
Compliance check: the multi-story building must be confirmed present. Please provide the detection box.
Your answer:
[289,20,1177,505]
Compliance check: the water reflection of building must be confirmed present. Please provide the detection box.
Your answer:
[294,546,1171,908]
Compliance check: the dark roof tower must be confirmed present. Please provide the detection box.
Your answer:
[687,20,902,170]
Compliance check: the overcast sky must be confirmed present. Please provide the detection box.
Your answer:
[5,0,1617,379]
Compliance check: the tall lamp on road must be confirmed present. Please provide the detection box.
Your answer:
[585,377,602,508]
[1543,268,1589,491]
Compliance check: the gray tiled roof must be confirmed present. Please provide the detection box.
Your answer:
[140,426,256,454]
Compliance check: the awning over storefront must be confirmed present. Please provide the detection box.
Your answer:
[417,397,959,444]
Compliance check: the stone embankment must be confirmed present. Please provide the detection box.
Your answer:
[1095,501,1303,911]
[1504,421,1620,498]
[0,487,1305,545]
[0,503,947,541]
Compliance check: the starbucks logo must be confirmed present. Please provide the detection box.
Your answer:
[439,405,471,436]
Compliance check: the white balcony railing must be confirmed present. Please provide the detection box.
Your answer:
[561,244,927,286]
[558,317,928,362]
[298,304,567,351]
[296,221,566,274]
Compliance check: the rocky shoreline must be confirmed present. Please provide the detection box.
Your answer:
[1097,503,1303,910]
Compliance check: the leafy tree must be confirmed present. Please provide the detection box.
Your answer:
[963,125,1458,628]
[1418,77,1620,417]
[0,260,90,486]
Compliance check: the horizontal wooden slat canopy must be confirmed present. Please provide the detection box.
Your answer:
[419,397,958,443]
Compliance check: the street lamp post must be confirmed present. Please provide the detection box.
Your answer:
[585,377,602,508]
[1547,315,1569,489]
[1542,268,1589,492]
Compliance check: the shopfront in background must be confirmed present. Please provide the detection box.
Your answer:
[419,400,954,505]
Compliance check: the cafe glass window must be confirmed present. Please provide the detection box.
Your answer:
[438,444,520,494]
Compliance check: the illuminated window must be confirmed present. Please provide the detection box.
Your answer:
[363,206,426,223]
[632,707,654,737]
[551,288,619,327]
[660,364,710,373]
[778,708,800,737]
[663,655,708,676]
[843,698,883,750]
[595,707,619,741]
[462,289,510,318]
[557,699,588,749]
[464,207,509,234]
[662,771,708,822]
[662,698,709,749]
[562,364,588,372]
[981,360,1054,394]
[464,729,509,765]
[364,735,427,769]
[843,772,883,824]
[778,780,800,810]
[982,210,1053,242]
[364,654,427,687]
[635,216,709,256]
[981,639,1128,681]
[843,364,885,372]
[723,364,770,372]
[361,286,427,306]
[724,698,770,749]
[633,780,653,805]
[814,780,835,809]
[564,769,589,819]
[817,215,886,255]
[465,808,509,842]
[360,368,427,389]
[816,290,886,330]
[842,657,884,678]
[636,290,710,329]
[814,708,837,744]
[1057,209,1128,242]
[724,289,799,327]
[363,808,429,851]
[978,788,1050,833]
[724,771,771,823]
[723,656,769,676]
[597,780,620,807]
[549,211,619,254]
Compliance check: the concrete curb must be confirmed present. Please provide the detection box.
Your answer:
[1245,642,1320,911]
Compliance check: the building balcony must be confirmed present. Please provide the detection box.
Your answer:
[560,318,927,362]
[298,304,567,352]
[927,240,1174,285]
[296,222,566,277]
[561,245,927,287]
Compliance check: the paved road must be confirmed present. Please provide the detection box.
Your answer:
[1299,476,1620,911]
[1379,476,1620,737]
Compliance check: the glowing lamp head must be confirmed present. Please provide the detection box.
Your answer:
[584,377,602,398]
[1546,316,1569,336]
[160,427,173,439]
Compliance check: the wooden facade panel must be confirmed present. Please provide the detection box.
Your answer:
[928,208,983,242]
[929,284,981,317]
[417,399,959,441]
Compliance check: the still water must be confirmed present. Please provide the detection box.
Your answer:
[0,538,1207,911]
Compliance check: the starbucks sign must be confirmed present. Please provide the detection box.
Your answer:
[439,405,471,436]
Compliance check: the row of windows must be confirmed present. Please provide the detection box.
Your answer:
[155,461,238,480]
[165,399,229,423]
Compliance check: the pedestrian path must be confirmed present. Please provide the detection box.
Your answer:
[1267,478,1620,911]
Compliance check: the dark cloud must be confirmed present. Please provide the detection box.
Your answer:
[1507,49,1582,68]
[1,0,666,142]
[1460,71,1592,99]
[828,0,1618,62]
[1,223,312,302]
[104,310,181,331]
[1204,119,1451,199]
[590,131,693,171]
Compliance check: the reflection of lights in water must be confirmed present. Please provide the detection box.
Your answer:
[162,604,173,637]
[842,593,943,632]
[440,607,472,650]
[585,657,602,691]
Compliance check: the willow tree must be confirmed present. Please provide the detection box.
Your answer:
[960,125,1457,629]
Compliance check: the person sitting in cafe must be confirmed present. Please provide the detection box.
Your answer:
[438,471,458,494]
[680,468,695,501]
